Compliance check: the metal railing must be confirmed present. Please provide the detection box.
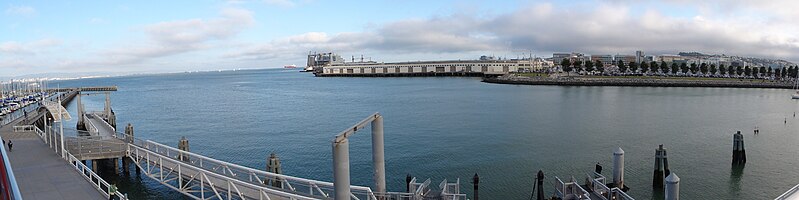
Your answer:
[126,136,378,200]
[0,134,22,200]
[66,136,127,160]
[553,176,591,200]
[67,153,127,199]
[776,183,799,199]
[127,143,315,200]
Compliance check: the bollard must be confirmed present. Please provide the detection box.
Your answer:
[405,174,412,193]
[613,147,625,189]
[536,170,545,200]
[473,173,479,200]
[178,136,190,162]
[732,131,746,165]
[665,173,680,200]
[266,153,283,188]
[653,144,670,188]
[124,123,134,143]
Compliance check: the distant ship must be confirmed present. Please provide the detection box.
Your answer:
[284,64,297,69]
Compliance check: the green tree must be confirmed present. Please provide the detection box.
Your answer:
[719,64,727,75]
[640,61,649,73]
[775,68,781,79]
[671,63,679,74]
[759,66,766,77]
[629,62,639,73]
[782,67,788,78]
[709,64,717,75]
[680,63,689,74]
[573,60,584,73]
[561,58,572,75]
[617,60,627,74]
[700,63,708,74]
[595,60,605,74]
[585,60,594,73]
[660,61,669,74]
[650,61,659,74]
[767,67,773,77]
[736,66,744,76]
[744,66,752,77]
[690,63,698,74]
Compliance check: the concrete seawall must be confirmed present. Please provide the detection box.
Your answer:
[483,76,794,89]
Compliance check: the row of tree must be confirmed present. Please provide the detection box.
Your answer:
[560,58,799,79]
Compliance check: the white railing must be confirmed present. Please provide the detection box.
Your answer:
[776,183,799,200]
[127,143,316,200]
[12,125,37,133]
[67,153,127,200]
[611,188,635,200]
[439,179,466,200]
[553,176,590,200]
[85,114,100,136]
[128,137,378,200]
[0,134,23,199]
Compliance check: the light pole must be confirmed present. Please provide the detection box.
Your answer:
[58,87,65,159]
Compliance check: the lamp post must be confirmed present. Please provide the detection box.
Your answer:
[58,88,65,159]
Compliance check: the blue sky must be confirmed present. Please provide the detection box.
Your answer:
[2,0,798,76]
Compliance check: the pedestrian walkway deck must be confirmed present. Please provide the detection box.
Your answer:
[5,138,106,200]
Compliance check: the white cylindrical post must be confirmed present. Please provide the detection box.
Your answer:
[665,173,680,200]
[59,97,65,159]
[333,138,351,200]
[371,114,386,195]
[613,147,625,189]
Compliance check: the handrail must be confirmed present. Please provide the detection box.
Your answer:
[67,153,127,199]
[776,183,799,200]
[131,138,377,199]
[127,143,315,200]
[0,134,22,199]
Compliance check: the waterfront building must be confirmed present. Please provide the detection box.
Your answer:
[553,52,586,66]
[313,52,533,76]
[591,55,615,66]
[616,54,637,63]
[659,54,683,63]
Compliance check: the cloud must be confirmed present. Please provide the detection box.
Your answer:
[0,39,62,55]
[263,0,296,7]
[230,1,799,63]
[70,8,255,68]
[5,5,36,17]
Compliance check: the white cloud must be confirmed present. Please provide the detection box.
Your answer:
[263,0,296,7]
[0,39,62,55]
[5,5,36,17]
[64,8,256,69]
[229,1,799,64]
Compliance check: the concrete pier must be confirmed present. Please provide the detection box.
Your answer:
[732,131,746,165]
[665,173,680,200]
[613,147,625,189]
[653,144,670,188]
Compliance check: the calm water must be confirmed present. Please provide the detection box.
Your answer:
[54,69,799,199]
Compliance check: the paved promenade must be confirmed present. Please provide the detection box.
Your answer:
[5,138,105,200]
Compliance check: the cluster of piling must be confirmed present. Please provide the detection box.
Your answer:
[653,144,671,188]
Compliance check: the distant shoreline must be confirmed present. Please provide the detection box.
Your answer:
[483,75,795,89]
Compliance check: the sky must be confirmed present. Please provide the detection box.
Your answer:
[2,0,799,76]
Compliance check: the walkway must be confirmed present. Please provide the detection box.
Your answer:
[4,138,105,200]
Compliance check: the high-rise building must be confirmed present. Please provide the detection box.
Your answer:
[635,50,645,63]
